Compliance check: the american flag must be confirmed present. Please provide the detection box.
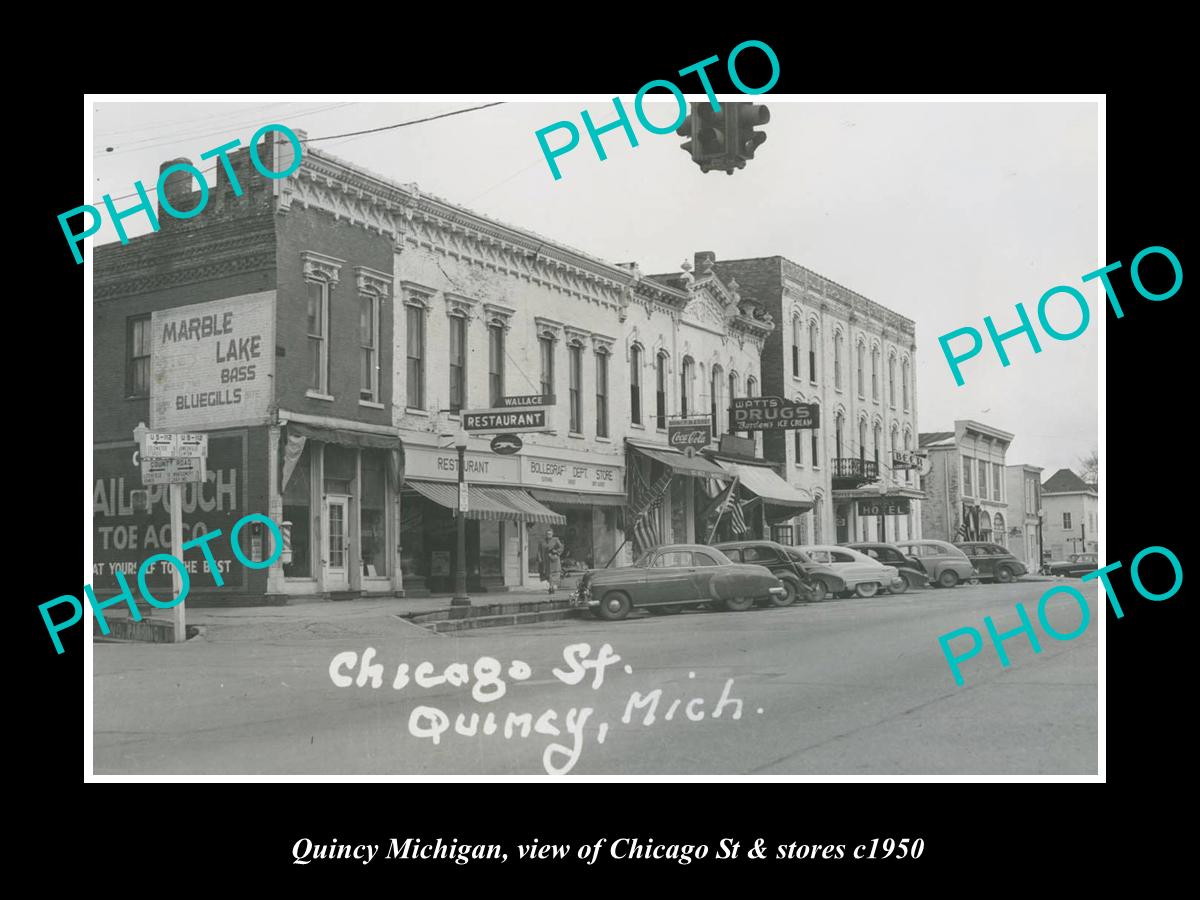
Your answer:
[630,471,672,556]
[957,504,979,541]
[712,475,748,536]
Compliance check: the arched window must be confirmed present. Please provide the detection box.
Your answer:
[681,356,694,417]
[728,370,739,435]
[655,351,669,429]
[873,422,881,469]
[980,511,993,543]
[871,346,880,401]
[993,513,1007,548]
[710,364,724,434]
[813,494,823,543]
[834,332,844,390]
[746,375,758,442]
[630,343,643,426]
[903,429,913,485]
[792,317,802,377]
[808,321,819,383]
[568,339,584,434]
[902,358,910,411]
[835,412,845,459]
[856,340,866,399]
[811,419,820,469]
[793,395,804,466]
[890,424,899,475]
[888,353,896,407]
[859,418,868,465]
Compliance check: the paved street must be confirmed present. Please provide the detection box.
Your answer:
[93,579,1098,775]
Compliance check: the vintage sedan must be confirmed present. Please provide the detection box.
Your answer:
[894,539,978,588]
[573,544,787,621]
[1044,552,1099,578]
[954,542,1028,583]
[799,545,899,598]
[714,540,847,603]
[845,542,930,593]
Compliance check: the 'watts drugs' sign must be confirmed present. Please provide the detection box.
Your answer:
[151,292,275,431]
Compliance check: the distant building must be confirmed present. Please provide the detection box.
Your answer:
[1005,464,1044,567]
[1040,468,1098,559]
[919,421,1014,544]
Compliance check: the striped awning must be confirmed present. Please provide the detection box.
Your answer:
[405,480,566,524]
[529,489,626,508]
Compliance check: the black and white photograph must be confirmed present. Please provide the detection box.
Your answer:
[78,91,1107,779]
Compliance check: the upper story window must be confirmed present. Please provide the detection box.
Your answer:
[792,317,802,377]
[873,423,881,468]
[568,341,584,434]
[126,314,151,398]
[902,358,911,411]
[833,333,844,391]
[306,279,331,395]
[888,354,896,407]
[871,346,880,401]
[992,462,1002,500]
[595,349,609,438]
[359,293,379,403]
[809,321,819,384]
[630,343,643,425]
[856,341,866,399]
[405,303,426,410]
[835,412,845,458]
[655,351,668,429]
[903,429,912,484]
[962,454,974,496]
[539,333,555,400]
[1063,511,1072,529]
[728,371,738,435]
[448,314,467,413]
[858,418,868,463]
[746,374,758,443]
[710,365,724,434]
[680,356,695,417]
[488,321,505,407]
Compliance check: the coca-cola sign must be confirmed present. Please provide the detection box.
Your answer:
[668,417,711,450]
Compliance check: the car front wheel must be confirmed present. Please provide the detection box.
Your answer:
[773,579,799,607]
[939,570,960,588]
[888,576,908,594]
[597,591,632,621]
[723,596,755,612]
[996,566,1014,584]
[854,582,880,598]
[809,580,828,602]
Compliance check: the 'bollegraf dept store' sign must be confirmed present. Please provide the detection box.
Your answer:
[151,292,276,431]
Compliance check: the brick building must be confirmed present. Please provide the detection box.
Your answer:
[919,421,1013,544]
[707,257,924,547]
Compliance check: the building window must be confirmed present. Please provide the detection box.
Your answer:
[814,495,823,543]
[904,431,912,484]
[834,333,843,390]
[902,358,910,411]
[1063,512,1072,529]
[448,314,467,413]
[405,305,425,410]
[569,342,583,433]
[871,347,880,401]
[792,317,802,377]
[629,344,643,425]
[710,365,723,434]
[681,356,694,416]
[858,419,867,464]
[994,513,1007,548]
[888,354,896,407]
[595,349,609,438]
[993,462,1002,501]
[281,442,313,578]
[728,371,738,434]
[963,455,974,496]
[306,280,330,394]
[873,423,881,469]
[979,460,989,499]
[656,351,668,429]
[835,413,844,459]
[811,426,820,468]
[890,425,899,470]
[488,322,505,407]
[745,375,758,440]
[539,334,555,400]
[980,511,993,543]
[809,322,819,383]
[361,450,389,576]
[359,293,378,402]
[126,314,151,398]
[771,525,793,545]
[856,342,866,398]
[794,423,803,466]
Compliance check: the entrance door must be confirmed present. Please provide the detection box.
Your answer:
[835,504,849,543]
[324,495,350,591]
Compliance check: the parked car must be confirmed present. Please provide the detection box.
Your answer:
[894,539,977,588]
[1043,552,1099,577]
[954,542,1028,583]
[574,544,787,621]
[714,540,846,603]
[799,545,899,598]
[845,542,930,593]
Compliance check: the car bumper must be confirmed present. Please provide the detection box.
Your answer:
[768,585,787,596]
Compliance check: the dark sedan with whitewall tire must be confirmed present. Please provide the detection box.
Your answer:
[573,544,788,621]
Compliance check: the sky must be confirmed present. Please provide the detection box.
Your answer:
[91,98,1099,477]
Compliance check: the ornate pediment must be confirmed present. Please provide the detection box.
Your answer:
[301,250,344,284]
[354,265,391,298]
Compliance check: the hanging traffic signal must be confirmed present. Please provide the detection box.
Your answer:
[735,102,770,161]
[677,102,769,174]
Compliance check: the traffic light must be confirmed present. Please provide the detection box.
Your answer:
[676,102,769,174]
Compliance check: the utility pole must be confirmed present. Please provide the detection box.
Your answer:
[452,429,470,606]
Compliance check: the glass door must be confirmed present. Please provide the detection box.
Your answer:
[324,495,350,591]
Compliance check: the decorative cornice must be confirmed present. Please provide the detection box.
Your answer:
[444,292,479,319]
[301,250,344,284]
[591,333,616,355]
[564,326,590,346]
[534,316,564,339]
[354,265,391,298]
[483,302,517,332]
[398,280,437,306]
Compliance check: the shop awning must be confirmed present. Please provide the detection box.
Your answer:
[405,480,566,524]
[529,489,627,508]
[627,441,730,479]
[722,461,814,510]
[285,420,403,451]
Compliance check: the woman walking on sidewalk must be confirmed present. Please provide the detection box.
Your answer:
[538,529,564,594]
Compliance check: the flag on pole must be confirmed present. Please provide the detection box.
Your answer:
[730,494,748,535]
[630,471,672,557]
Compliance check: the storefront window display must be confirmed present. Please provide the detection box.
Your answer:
[361,450,388,577]
[282,443,312,578]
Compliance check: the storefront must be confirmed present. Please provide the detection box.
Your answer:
[709,458,814,543]
[626,439,730,551]
[832,486,925,544]
[523,453,626,580]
